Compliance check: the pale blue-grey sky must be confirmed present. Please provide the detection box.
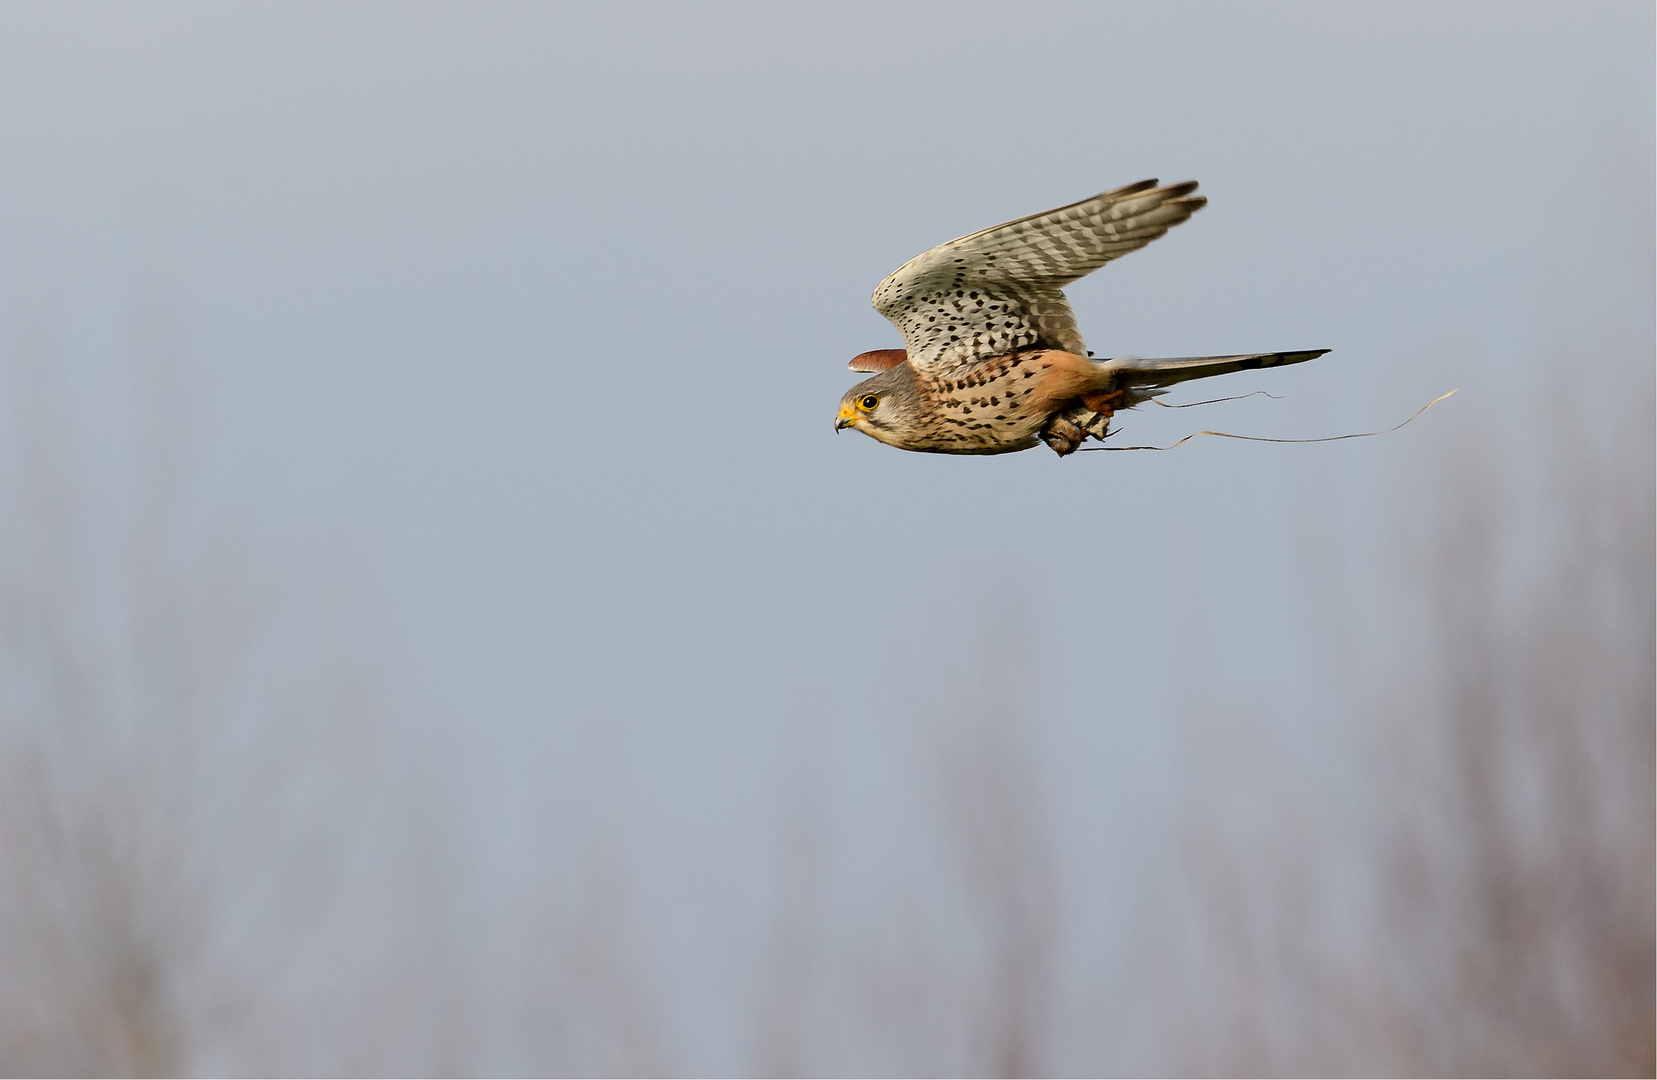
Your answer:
[0,3,1650,1072]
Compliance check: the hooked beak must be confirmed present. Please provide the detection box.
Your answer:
[835,401,858,431]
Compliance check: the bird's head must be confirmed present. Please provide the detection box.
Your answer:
[836,365,921,447]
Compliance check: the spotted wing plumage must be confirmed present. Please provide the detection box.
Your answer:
[872,180,1206,378]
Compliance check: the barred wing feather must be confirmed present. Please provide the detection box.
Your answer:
[871,180,1206,378]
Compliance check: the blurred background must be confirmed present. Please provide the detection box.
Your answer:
[0,2,1650,1075]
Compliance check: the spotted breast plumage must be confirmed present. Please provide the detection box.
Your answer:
[834,180,1328,456]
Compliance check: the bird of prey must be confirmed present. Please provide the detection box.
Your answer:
[835,180,1327,456]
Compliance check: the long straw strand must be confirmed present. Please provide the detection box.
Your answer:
[1079,389,1458,453]
[1148,390,1284,408]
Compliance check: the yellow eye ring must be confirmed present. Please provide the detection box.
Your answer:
[859,394,879,410]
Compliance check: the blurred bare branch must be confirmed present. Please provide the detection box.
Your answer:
[0,315,379,1075]
[935,668,1061,1080]
[1371,369,1655,1075]
[752,789,825,1078]
[1167,340,1654,1076]
[510,844,673,1077]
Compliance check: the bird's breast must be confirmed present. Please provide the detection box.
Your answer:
[904,350,1091,453]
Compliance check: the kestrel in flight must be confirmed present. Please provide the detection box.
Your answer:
[835,180,1327,456]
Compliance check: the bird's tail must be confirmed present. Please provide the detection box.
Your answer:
[1100,349,1329,396]
[1043,349,1330,455]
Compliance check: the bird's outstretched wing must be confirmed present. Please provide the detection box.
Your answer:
[871,180,1205,378]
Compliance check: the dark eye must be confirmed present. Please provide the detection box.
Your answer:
[860,394,879,410]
